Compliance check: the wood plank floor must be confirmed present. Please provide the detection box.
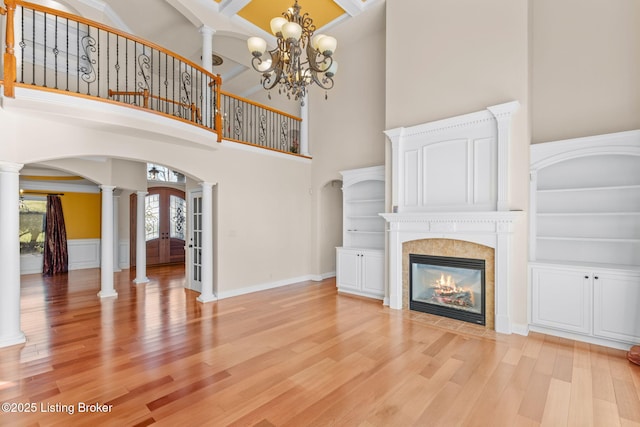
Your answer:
[1,265,639,426]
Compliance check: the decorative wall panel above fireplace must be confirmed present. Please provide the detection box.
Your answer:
[384,101,519,213]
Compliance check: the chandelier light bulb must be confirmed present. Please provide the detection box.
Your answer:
[317,36,337,56]
[270,17,287,36]
[281,22,303,41]
[247,37,267,57]
[325,60,338,77]
[311,34,325,50]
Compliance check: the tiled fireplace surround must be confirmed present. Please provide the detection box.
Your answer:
[382,102,521,334]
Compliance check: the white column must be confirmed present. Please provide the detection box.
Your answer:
[200,26,216,128]
[113,192,121,272]
[200,26,215,73]
[197,182,215,303]
[134,191,149,284]
[0,161,27,348]
[98,185,117,298]
[300,95,310,156]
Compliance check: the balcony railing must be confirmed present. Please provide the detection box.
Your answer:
[220,91,301,154]
[1,0,303,155]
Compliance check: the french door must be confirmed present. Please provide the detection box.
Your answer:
[189,190,203,292]
[130,187,186,266]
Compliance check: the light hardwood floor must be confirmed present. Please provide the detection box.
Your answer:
[1,265,639,426]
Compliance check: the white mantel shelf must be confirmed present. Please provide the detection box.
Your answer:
[381,211,521,229]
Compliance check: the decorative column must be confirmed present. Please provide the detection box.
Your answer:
[133,191,149,284]
[487,101,520,212]
[98,185,117,298]
[0,161,26,348]
[200,25,215,73]
[200,25,216,128]
[300,94,310,156]
[112,192,121,272]
[197,182,215,303]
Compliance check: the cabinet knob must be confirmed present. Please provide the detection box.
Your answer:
[584,275,589,279]
[594,276,599,280]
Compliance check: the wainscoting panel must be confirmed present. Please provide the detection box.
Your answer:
[68,239,101,270]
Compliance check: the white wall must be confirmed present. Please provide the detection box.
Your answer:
[306,7,386,277]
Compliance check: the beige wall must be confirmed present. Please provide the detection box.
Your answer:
[2,103,313,294]
[531,0,640,143]
[385,0,530,327]
[306,8,386,276]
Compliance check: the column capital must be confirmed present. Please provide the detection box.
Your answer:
[136,190,148,196]
[199,181,215,189]
[100,184,116,192]
[199,25,216,37]
[0,161,23,173]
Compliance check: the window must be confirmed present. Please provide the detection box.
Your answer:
[147,163,185,183]
[145,194,160,241]
[170,195,186,240]
[19,198,47,254]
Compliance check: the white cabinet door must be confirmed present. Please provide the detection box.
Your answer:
[336,248,360,293]
[361,250,384,298]
[593,272,640,343]
[531,267,592,334]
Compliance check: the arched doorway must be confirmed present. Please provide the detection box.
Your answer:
[130,187,186,267]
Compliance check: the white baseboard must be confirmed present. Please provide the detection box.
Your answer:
[309,271,336,281]
[510,322,530,337]
[216,275,318,300]
[529,324,634,351]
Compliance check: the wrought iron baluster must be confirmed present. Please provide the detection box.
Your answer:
[19,7,24,83]
[31,9,35,85]
[65,17,69,91]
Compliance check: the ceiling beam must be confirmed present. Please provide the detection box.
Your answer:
[219,0,252,17]
[333,0,364,17]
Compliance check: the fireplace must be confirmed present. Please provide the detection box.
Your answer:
[382,101,522,334]
[410,254,485,325]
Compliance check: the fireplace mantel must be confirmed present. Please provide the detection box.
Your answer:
[381,211,522,334]
[382,101,522,334]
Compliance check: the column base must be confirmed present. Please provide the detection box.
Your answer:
[133,277,150,284]
[98,290,118,299]
[197,293,217,304]
[0,332,26,349]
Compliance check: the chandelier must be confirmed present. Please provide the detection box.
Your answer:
[247,0,338,104]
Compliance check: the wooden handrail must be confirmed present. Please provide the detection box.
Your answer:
[12,0,221,87]
[220,90,302,122]
[108,89,202,123]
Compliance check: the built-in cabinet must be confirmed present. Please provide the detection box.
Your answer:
[336,166,385,300]
[529,131,640,348]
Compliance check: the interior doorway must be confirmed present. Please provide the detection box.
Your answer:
[130,187,186,267]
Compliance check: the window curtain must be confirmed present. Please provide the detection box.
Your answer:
[43,195,68,276]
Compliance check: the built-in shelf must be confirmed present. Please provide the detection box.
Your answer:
[537,184,640,193]
[529,131,640,349]
[531,259,640,273]
[537,212,640,217]
[337,166,386,300]
[538,236,640,243]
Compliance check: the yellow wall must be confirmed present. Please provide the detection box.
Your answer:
[60,192,101,239]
